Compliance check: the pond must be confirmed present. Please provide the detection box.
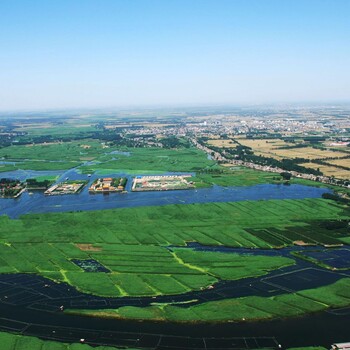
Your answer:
[71,259,111,273]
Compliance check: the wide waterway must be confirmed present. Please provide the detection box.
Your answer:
[0,169,331,218]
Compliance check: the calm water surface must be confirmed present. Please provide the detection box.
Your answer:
[0,169,331,218]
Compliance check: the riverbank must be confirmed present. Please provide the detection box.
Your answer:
[66,277,350,323]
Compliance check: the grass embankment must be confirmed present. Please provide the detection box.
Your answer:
[0,331,132,350]
[0,198,348,297]
[67,278,350,323]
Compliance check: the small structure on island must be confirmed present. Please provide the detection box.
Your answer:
[132,174,195,192]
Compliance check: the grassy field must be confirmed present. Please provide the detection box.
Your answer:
[299,162,350,179]
[69,278,350,323]
[0,198,348,296]
[194,167,283,187]
[0,141,215,173]
[237,139,295,160]
[0,241,293,297]
[0,331,130,350]
[274,147,347,160]
[237,139,348,160]
[79,147,215,174]
[327,158,350,168]
[31,174,59,182]
[0,164,18,172]
[13,123,96,136]
[238,138,293,149]
[0,140,108,162]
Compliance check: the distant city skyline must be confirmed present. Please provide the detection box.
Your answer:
[0,0,349,111]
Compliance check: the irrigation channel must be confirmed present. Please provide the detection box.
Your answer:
[0,244,349,349]
[0,168,332,218]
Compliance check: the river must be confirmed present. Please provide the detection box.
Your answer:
[0,169,331,218]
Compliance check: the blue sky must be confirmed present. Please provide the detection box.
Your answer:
[0,0,349,110]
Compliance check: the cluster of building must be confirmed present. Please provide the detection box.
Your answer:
[132,175,194,192]
[89,177,127,193]
[0,179,25,198]
[44,181,86,195]
[111,107,349,143]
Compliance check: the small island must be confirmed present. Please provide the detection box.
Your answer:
[44,180,87,195]
[89,177,127,193]
[132,174,195,191]
[25,176,57,190]
[0,178,25,198]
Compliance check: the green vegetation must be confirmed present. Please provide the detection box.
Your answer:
[172,249,293,280]
[80,147,215,174]
[1,116,349,329]
[15,125,97,136]
[0,178,24,197]
[0,164,17,172]
[0,140,214,174]
[31,175,59,182]
[158,136,191,148]
[1,140,106,162]
[0,198,347,248]
[0,198,348,297]
[0,242,292,297]
[26,176,57,189]
[68,278,350,323]
[0,331,132,350]
[194,167,284,187]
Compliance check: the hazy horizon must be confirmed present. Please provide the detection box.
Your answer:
[2,99,350,114]
[1,0,349,111]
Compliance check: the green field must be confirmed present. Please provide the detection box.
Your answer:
[0,141,214,173]
[0,198,348,297]
[194,167,284,187]
[69,277,350,323]
[14,125,97,136]
[79,147,215,174]
[0,331,132,350]
[0,242,293,297]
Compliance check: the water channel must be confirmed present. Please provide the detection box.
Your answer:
[0,169,331,218]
